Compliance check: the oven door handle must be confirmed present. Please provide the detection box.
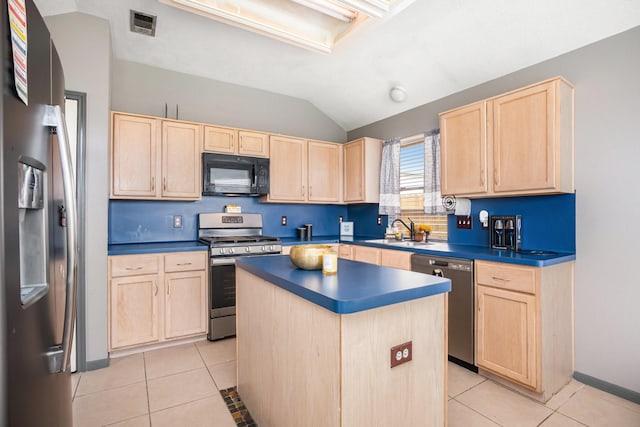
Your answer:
[210,257,237,266]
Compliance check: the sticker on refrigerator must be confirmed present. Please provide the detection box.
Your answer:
[8,0,28,105]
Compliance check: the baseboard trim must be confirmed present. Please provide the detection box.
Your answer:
[85,358,109,371]
[573,371,640,404]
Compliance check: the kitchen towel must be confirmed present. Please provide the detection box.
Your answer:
[454,198,472,216]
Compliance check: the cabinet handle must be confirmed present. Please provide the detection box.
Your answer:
[301,185,305,196]
[163,177,167,192]
[309,185,312,197]
[151,177,155,192]
[125,267,143,271]
[167,283,170,295]
[480,169,485,186]
[176,262,192,266]
[494,168,499,186]
[154,285,158,296]
[491,276,510,282]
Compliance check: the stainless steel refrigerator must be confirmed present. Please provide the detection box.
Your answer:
[1,0,78,425]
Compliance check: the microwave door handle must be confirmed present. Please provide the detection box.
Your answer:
[252,164,257,187]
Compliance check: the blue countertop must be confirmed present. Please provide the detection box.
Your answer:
[351,240,575,267]
[237,255,451,314]
[283,236,575,267]
[108,241,208,256]
[109,236,575,267]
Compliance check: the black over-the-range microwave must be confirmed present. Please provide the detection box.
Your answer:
[202,152,270,196]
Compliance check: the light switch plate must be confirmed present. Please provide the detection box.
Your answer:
[173,215,183,228]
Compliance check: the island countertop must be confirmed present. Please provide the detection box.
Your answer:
[236,254,451,314]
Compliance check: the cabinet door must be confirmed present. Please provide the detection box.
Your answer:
[476,285,538,389]
[491,81,555,193]
[353,246,380,264]
[308,141,341,202]
[440,101,488,196]
[379,249,412,270]
[338,244,354,260]
[238,130,269,157]
[162,121,202,199]
[203,125,237,154]
[268,136,307,201]
[109,274,160,350]
[343,139,365,202]
[165,270,208,339]
[111,114,160,198]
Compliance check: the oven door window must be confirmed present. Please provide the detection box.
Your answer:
[210,263,236,310]
[209,166,251,193]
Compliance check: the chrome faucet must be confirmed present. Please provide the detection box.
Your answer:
[391,218,415,240]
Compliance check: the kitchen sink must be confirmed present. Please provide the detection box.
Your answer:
[364,239,434,247]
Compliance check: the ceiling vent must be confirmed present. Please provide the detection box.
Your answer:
[130,10,157,37]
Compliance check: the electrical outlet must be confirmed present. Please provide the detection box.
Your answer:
[390,341,412,368]
[456,216,472,229]
[281,216,287,226]
[377,215,382,226]
[173,215,183,228]
[339,215,343,223]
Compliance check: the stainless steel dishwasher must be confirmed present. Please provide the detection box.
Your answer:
[411,254,476,371]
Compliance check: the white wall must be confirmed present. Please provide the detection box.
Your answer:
[350,26,640,393]
[44,12,111,366]
[111,60,347,143]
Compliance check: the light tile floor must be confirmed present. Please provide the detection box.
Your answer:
[71,339,640,427]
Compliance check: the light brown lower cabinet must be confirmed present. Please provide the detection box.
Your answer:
[475,260,574,401]
[340,244,412,271]
[108,251,208,351]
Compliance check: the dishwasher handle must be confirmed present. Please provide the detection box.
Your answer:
[432,268,444,277]
[430,260,449,267]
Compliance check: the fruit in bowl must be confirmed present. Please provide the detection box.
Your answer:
[289,244,332,270]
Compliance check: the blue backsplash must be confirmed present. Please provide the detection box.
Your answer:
[109,196,349,244]
[446,193,576,252]
[109,193,575,252]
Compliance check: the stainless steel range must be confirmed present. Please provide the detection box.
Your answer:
[198,212,281,340]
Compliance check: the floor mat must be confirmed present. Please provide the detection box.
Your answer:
[220,387,258,427]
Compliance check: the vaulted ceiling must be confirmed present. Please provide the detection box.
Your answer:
[34,0,640,131]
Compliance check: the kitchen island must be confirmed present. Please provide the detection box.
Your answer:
[236,255,451,427]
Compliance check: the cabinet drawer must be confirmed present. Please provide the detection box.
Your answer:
[476,261,538,294]
[111,255,159,277]
[338,244,353,259]
[165,252,207,272]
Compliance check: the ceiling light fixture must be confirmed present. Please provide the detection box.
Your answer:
[292,0,357,22]
[389,86,407,102]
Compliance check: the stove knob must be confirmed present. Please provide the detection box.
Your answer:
[262,246,267,252]
[245,247,251,253]
[229,248,235,254]
[220,248,226,255]
[269,245,274,251]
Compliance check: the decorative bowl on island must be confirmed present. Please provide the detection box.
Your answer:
[289,244,332,270]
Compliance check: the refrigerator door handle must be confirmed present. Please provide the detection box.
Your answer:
[44,105,78,374]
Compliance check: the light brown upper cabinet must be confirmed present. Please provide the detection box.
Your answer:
[307,140,342,202]
[111,112,202,200]
[440,101,488,195]
[265,136,342,203]
[343,137,382,203]
[440,77,574,198]
[203,125,269,158]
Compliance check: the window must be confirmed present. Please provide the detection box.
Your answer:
[396,137,448,240]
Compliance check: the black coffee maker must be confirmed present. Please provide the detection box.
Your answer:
[490,215,522,250]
